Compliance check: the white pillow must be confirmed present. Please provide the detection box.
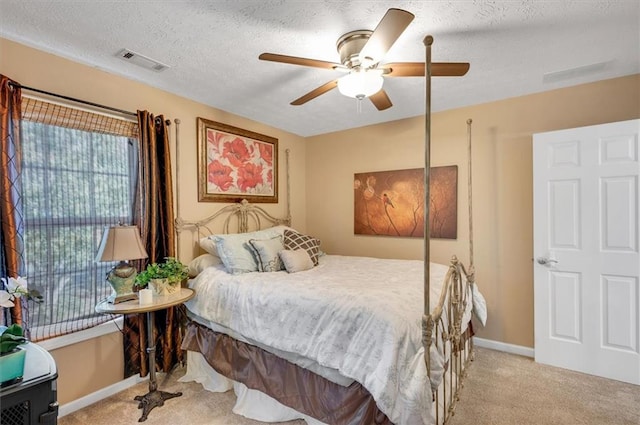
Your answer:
[279,249,314,273]
[248,236,285,272]
[187,254,222,277]
[199,236,219,256]
[214,227,283,274]
[199,225,292,257]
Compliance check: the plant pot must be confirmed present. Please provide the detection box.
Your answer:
[149,278,180,296]
[0,344,27,386]
[180,277,189,288]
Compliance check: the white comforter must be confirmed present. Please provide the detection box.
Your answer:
[185,254,470,425]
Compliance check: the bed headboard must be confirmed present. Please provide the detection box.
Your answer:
[176,199,290,235]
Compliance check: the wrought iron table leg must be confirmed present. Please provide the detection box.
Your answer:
[134,310,182,422]
[134,389,182,422]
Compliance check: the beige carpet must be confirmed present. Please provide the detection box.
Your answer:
[448,348,639,425]
[59,347,639,425]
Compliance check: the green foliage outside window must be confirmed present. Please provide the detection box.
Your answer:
[21,121,137,338]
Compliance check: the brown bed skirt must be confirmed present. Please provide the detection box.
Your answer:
[181,321,393,425]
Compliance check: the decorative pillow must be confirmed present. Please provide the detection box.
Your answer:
[247,236,285,272]
[279,249,314,273]
[199,236,219,257]
[199,225,292,257]
[214,227,282,274]
[187,254,222,277]
[283,229,321,266]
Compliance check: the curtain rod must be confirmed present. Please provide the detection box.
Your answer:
[9,81,137,118]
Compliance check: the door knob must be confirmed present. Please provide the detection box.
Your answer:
[536,257,558,265]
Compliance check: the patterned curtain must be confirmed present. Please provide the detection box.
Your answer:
[123,110,182,377]
[0,75,25,327]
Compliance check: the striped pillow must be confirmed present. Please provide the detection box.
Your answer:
[283,230,321,266]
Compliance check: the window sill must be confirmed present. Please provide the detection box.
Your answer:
[36,317,124,352]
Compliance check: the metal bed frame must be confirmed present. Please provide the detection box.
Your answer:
[173,35,475,425]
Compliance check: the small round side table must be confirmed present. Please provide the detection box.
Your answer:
[95,287,195,422]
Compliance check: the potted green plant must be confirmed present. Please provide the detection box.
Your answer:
[135,257,188,296]
[0,276,41,386]
[0,324,28,381]
[0,323,28,385]
[0,324,27,352]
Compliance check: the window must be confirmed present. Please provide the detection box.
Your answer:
[20,98,139,341]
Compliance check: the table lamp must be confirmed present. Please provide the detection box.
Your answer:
[95,225,148,304]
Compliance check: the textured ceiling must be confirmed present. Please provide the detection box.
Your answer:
[1,1,638,137]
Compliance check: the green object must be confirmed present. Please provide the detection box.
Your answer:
[135,257,188,289]
[0,344,26,385]
[106,263,138,303]
[0,324,27,354]
[0,324,27,386]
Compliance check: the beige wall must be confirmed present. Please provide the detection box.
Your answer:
[1,37,307,404]
[48,332,123,405]
[305,74,640,348]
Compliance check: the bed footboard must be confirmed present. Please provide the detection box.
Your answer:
[424,256,475,424]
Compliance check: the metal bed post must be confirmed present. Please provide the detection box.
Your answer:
[466,118,475,360]
[174,118,181,259]
[422,34,434,377]
[422,35,476,424]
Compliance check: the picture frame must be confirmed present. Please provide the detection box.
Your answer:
[197,118,278,203]
[353,166,458,239]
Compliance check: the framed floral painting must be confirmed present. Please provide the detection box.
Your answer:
[197,118,278,203]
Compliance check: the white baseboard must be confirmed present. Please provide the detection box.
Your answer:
[58,374,148,417]
[473,337,535,358]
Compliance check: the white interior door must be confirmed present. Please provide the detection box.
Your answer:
[533,119,640,385]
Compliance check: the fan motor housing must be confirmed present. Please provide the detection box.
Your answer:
[336,30,372,68]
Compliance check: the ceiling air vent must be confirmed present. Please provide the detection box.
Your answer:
[116,48,170,72]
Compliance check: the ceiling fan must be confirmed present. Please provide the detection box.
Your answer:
[259,8,470,111]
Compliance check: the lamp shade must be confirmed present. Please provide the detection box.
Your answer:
[337,69,384,99]
[95,225,148,263]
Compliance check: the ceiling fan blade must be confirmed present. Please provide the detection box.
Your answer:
[382,62,423,76]
[259,53,342,70]
[291,80,339,105]
[359,8,415,64]
[433,62,470,76]
[383,62,470,77]
[369,89,392,111]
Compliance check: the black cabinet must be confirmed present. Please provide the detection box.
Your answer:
[0,343,58,425]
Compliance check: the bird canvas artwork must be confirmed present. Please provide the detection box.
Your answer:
[354,166,457,239]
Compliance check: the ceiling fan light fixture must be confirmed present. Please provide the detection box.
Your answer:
[337,69,384,99]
